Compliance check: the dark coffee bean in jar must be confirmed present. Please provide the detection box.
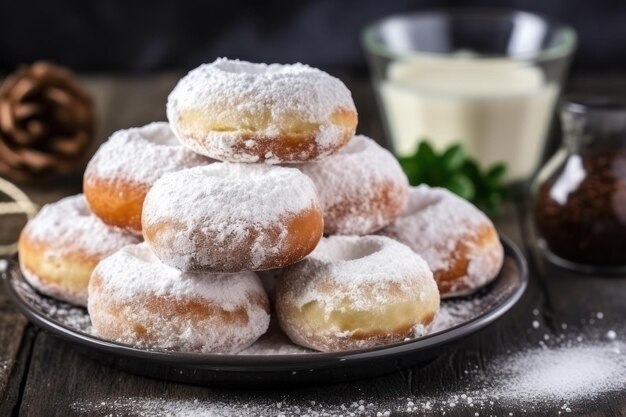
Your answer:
[534,150,626,265]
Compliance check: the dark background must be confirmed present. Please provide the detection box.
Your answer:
[1,0,624,74]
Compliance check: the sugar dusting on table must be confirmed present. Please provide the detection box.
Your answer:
[13,265,624,415]
[0,357,8,384]
[70,313,624,417]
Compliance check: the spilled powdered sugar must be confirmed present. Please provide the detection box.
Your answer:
[0,357,8,384]
[142,163,320,270]
[22,194,140,257]
[296,135,409,235]
[15,277,93,333]
[70,315,625,416]
[490,343,624,403]
[239,320,312,355]
[430,295,487,332]
[84,122,210,184]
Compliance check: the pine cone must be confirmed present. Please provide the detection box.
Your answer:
[0,62,94,181]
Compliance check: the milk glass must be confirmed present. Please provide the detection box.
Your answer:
[362,9,576,183]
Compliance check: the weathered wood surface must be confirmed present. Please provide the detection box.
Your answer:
[0,74,624,416]
[0,276,31,416]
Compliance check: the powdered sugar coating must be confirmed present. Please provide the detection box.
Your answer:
[19,194,140,305]
[89,242,270,354]
[379,185,504,298]
[276,235,440,351]
[296,135,408,235]
[142,163,322,271]
[22,194,140,257]
[84,122,210,185]
[167,58,357,163]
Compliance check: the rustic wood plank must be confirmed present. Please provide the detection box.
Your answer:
[18,332,414,417]
[0,268,32,415]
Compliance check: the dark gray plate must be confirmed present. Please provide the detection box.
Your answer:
[3,237,527,387]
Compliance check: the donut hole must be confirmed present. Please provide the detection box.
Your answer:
[211,60,304,76]
[317,238,383,262]
[212,60,270,75]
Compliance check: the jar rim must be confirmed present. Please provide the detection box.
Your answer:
[563,96,626,115]
[361,8,577,63]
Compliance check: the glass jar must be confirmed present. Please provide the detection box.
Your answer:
[361,8,576,183]
[532,97,626,273]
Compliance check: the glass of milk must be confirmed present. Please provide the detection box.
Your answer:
[362,9,576,183]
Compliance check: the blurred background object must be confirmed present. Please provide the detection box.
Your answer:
[0,0,624,193]
[532,97,626,273]
[0,176,37,254]
[0,62,94,182]
[0,0,623,75]
[363,9,575,183]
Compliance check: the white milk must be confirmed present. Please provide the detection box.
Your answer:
[379,58,558,181]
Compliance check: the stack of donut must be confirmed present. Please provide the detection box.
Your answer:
[18,58,504,354]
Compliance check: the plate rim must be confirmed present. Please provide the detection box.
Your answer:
[3,235,527,371]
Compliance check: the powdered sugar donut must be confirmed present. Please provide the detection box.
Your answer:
[167,58,358,164]
[296,135,408,235]
[18,195,140,306]
[84,122,211,234]
[142,163,324,272]
[89,243,270,353]
[276,235,440,352]
[379,185,504,298]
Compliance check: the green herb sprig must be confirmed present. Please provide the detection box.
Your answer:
[398,141,508,214]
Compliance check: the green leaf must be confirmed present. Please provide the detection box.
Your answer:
[486,163,507,181]
[478,192,504,214]
[460,159,481,181]
[441,144,466,171]
[445,174,476,200]
[399,158,421,185]
[397,139,508,215]
[416,141,437,168]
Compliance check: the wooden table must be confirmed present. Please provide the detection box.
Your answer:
[0,74,624,417]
